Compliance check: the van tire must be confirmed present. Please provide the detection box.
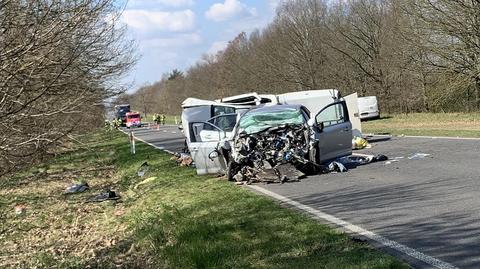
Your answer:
[227,161,239,181]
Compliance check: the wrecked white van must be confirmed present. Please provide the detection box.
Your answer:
[182,90,361,176]
[188,101,353,178]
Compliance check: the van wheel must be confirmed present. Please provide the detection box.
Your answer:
[227,161,240,181]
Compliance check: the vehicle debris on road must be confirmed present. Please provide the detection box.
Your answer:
[352,136,371,150]
[332,154,388,171]
[408,153,431,160]
[328,161,348,173]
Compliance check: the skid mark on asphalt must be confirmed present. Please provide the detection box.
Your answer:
[249,185,458,269]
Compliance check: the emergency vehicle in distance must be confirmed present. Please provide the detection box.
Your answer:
[125,111,142,128]
[114,104,130,126]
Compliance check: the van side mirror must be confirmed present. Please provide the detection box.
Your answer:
[318,122,324,132]
[208,150,219,160]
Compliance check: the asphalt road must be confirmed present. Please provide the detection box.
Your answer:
[127,126,480,269]
[122,124,185,153]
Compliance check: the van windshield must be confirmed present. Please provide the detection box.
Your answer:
[238,108,305,134]
[128,114,140,119]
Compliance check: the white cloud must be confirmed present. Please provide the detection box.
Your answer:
[128,0,194,8]
[122,9,195,32]
[205,0,257,22]
[208,41,228,54]
[268,0,284,10]
[141,33,202,48]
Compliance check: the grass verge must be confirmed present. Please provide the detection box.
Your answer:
[363,113,480,138]
[0,130,408,268]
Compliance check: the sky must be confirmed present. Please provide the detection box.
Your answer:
[120,0,282,91]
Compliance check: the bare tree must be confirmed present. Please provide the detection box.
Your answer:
[407,0,480,111]
[127,0,480,116]
[0,0,137,174]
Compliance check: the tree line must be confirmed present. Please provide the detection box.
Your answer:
[125,0,480,117]
[0,0,136,175]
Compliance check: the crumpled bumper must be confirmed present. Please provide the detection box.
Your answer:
[229,124,319,184]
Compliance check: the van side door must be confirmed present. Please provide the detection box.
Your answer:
[314,101,352,163]
[188,122,227,175]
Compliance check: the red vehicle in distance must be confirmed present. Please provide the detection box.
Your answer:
[125,112,142,128]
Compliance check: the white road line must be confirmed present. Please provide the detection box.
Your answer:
[171,131,177,134]
[248,185,458,269]
[366,133,480,141]
[403,135,480,140]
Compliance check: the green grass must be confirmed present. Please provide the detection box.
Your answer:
[363,113,480,137]
[0,130,408,268]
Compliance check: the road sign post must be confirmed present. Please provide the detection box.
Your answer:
[129,131,136,155]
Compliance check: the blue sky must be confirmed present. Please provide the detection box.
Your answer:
[120,0,281,91]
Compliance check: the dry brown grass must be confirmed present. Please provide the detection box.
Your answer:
[0,133,147,268]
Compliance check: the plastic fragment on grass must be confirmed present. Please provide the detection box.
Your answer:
[172,153,194,167]
[134,177,157,189]
[137,162,149,177]
[14,204,26,215]
[64,182,90,194]
[88,190,121,202]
